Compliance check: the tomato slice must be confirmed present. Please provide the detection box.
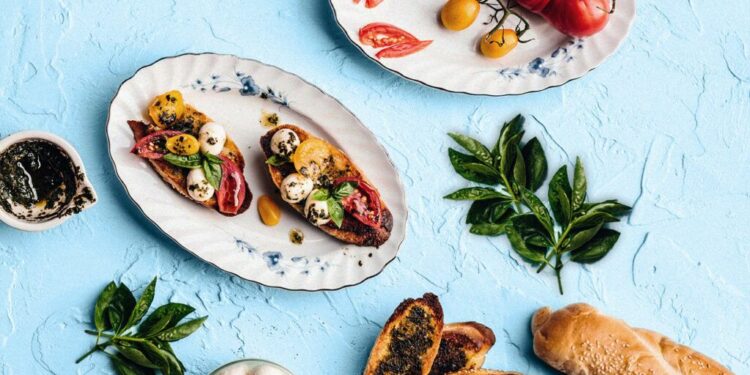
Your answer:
[217,155,247,215]
[334,177,382,228]
[375,39,432,59]
[365,0,384,8]
[359,23,418,48]
[131,130,184,159]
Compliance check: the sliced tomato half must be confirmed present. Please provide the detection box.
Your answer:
[131,130,184,159]
[334,177,382,228]
[375,39,432,59]
[359,23,418,48]
[217,155,247,215]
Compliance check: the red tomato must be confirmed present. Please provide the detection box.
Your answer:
[359,23,418,48]
[375,40,432,59]
[131,130,183,159]
[515,0,611,37]
[217,155,247,215]
[353,0,384,8]
[334,177,382,228]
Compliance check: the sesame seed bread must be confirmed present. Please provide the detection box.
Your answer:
[532,303,733,375]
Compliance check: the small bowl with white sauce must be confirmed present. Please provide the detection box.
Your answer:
[0,131,97,231]
[211,359,293,375]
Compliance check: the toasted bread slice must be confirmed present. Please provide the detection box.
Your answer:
[260,124,392,247]
[447,371,523,375]
[429,322,496,375]
[364,293,444,375]
[128,117,252,216]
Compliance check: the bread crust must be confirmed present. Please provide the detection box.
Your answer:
[128,120,252,216]
[532,303,733,375]
[429,322,496,375]
[364,293,444,375]
[260,124,392,247]
[447,371,522,375]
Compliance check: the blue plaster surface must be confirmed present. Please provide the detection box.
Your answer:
[1,1,749,374]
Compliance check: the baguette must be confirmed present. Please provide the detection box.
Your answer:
[447,371,522,375]
[260,125,392,247]
[364,293,444,375]
[532,303,733,375]
[429,322,496,375]
[128,118,252,216]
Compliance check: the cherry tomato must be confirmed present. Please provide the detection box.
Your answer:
[441,0,481,31]
[292,139,333,177]
[258,194,281,226]
[217,155,247,215]
[131,130,184,159]
[334,177,382,228]
[148,90,185,128]
[375,40,433,59]
[515,0,611,37]
[165,134,200,156]
[480,29,519,59]
[359,23,418,48]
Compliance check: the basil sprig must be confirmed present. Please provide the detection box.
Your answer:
[445,115,631,294]
[163,152,223,190]
[76,277,207,374]
[310,182,358,228]
[162,154,201,169]
[265,155,289,166]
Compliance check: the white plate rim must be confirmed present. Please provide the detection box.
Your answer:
[105,52,408,291]
[328,0,637,96]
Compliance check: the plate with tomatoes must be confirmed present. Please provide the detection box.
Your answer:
[330,0,636,95]
[107,53,407,291]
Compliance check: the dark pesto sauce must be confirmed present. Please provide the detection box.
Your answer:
[375,306,436,375]
[0,139,78,221]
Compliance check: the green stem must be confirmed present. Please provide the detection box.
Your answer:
[85,330,147,343]
[554,253,564,294]
[75,341,111,363]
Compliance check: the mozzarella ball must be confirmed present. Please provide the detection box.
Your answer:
[280,173,313,204]
[186,168,215,202]
[252,365,286,375]
[198,122,227,155]
[304,190,331,226]
[270,129,300,157]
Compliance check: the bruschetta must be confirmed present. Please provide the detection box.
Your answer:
[260,125,393,247]
[363,293,444,375]
[429,322,496,375]
[128,90,251,216]
[446,371,522,375]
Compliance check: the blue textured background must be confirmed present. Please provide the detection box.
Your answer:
[1,1,749,374]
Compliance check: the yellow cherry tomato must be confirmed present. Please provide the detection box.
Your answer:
[441,0,480,31]
[258,194,282,226]
[149,90,185,128]
[480,29,519,59]
[165,134,200,155]
[292,139,333,177]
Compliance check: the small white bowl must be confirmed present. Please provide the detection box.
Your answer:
[211,358,293,375]
[0,131,98,231]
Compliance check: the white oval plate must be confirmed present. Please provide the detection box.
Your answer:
[107,53,407,291]
[330,0,635,96]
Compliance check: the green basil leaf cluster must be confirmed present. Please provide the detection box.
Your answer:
[444,115,631,294]
[309,182,358,228]
[76,277,207,375]
[265,155,288,167]
[163,152,223,190]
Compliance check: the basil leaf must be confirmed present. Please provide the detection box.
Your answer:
[448,133,494,166]
[548,166,572,227]
[500,132,523,186]
[333,182,357,200]
[109,284,136,334]
[163,154,201,169]
[493,114,525,159]
[202,152,224,164]
[462,163,503,179]
[571,157,587,211]
[521,137,547,191]
[510,213,552,247]
[571,211,618,229]
[156,316,208,342]
[469,223,507,236]
[201,159,222,190]
[125,277,157,330]
[115,342,159,369]
[505,221,546,264]
[310,189,329,201]
[138,341,170,374]
[466,199,512,224]
[94,282,117,332]
[581,200,632,217]
[444,187,509,201]
[512,145,526,189]
[139,303,195,337]
[327,199,344,228]
[154,341,184,375]
[448,148,501,185]
[563,222,603,252]
[111,354,155,375]
[526,233,552,247]
[265,155,288,167]
[570,229,620,263]
[520,188,554,237]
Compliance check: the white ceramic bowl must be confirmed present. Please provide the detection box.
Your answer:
[210,358,293,375]
[0,131,97,231]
